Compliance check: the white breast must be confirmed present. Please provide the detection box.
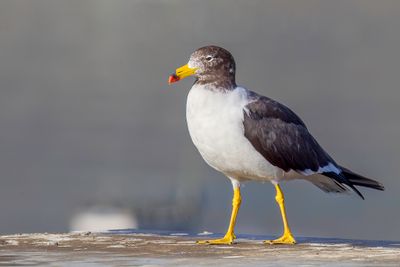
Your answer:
[186,85,285,182]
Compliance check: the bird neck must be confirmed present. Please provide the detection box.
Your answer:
[195,75,236,92]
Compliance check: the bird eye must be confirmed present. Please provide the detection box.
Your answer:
[205,56,213,62]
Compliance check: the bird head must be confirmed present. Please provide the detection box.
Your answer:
[169,46,236,88]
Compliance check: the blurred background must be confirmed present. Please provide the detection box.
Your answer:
[0,0,399,241]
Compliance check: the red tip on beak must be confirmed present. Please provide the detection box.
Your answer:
[168,74,180,84]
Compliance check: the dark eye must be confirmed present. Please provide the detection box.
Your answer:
[205,56,213,62]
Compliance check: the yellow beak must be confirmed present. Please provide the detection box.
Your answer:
[168,64,197,84]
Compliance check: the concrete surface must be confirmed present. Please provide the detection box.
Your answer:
[0,230,399,266]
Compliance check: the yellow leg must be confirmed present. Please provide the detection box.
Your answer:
[197,185,241,245]
[264,184,296,245]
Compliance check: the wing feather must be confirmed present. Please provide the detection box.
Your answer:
[243,94,334,174]
[242,91,383,198]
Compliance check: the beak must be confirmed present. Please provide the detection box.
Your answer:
[168,64,197,84]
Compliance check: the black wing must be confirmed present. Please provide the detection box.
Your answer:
[243,93,333,173]
[243,92,369,198]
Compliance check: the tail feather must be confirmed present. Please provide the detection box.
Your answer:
[340,166,385,191]
[323,171,365,199]
[321,166,384,200]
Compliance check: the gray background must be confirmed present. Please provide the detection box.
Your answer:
[0,0,399,240]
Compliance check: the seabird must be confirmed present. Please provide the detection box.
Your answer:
[168,45,384,245]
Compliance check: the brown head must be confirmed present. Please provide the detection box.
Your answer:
[169,46,236,89]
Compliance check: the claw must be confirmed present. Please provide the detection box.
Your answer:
[264,233,296,245]
[197,234,235,245]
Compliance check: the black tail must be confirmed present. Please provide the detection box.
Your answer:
[323,167,384,200]
[340,166,385,191]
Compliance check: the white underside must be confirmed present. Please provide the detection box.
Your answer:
[186,84,347,195]
[186,85,290,184]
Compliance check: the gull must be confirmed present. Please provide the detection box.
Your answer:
[168,45,384,245]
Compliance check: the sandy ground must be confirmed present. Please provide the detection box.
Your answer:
[0,230,399,266]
